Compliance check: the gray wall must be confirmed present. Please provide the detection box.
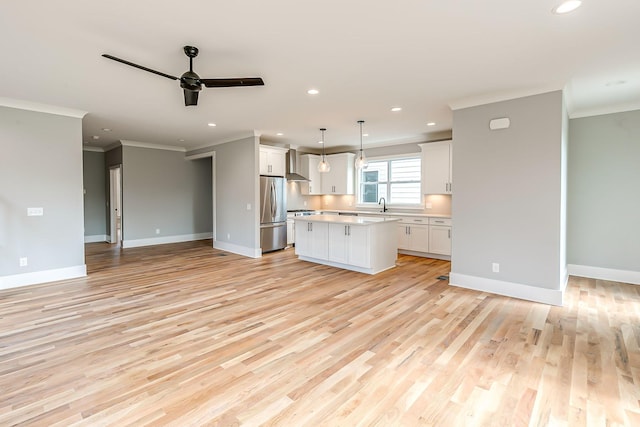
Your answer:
[82,150,107,238]
[0,106,85,280]
[568,109,640,272]
[209,136,260,253]
[451,91,566,293]
[121,146,212,242]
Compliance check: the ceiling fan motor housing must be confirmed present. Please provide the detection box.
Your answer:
[180,71,202,91]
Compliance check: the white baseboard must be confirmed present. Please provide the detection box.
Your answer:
[568,264,640,285]
[84,234,108,243]
[213,240,261,258]
[122,232,212,249]
[449,272,565,306]
[0,265,87,290]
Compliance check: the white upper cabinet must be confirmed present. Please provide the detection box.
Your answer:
[259,145,287,177]
[420,140,452,194]
[321,153,355,195]
[300,154,323,195]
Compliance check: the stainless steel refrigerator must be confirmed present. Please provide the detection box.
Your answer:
[260,176,287,252]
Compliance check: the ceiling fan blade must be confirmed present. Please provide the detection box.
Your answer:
[102,54,179,81]
[184,89,199,106]
[201,77,264,88]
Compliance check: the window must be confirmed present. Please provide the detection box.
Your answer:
[357,156,422,206]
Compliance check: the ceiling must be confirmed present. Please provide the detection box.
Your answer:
[2,1,639,152]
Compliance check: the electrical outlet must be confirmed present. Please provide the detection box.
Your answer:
[492,263,500,273]
[227,233,231,240]
[425,202,433,209]
[303,201,307,207]
[155,229,160,235]
[246,203,251,210]
[19,257,28,267]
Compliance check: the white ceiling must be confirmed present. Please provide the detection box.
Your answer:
[2,1,639,152]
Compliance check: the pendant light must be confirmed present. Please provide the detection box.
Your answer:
[355,120,368,169]
[317,128,331,173]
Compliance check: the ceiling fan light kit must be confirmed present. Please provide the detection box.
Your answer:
[102,45,264,106]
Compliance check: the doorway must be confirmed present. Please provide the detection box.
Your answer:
[109,166,122,245]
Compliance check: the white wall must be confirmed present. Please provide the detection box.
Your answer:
[0,104,86,289]
[567,109,640,284]
[450,91,567,305]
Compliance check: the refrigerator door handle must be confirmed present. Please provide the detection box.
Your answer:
[271,182,276,219]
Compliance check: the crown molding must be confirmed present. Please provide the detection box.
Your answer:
[0,97,87,118]
[83,146,104,153]
[448,86,564,111]
[120,140,186,152]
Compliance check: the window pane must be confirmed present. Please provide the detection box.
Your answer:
[389,182,421,204]
[390,158,420,182]
[367,161,388,182]
[362,183,379,203]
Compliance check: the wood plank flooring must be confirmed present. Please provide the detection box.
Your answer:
[1,240,639,426]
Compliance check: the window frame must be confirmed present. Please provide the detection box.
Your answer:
[355,153,423,209]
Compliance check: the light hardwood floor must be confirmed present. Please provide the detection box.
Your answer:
[1,241,639,426]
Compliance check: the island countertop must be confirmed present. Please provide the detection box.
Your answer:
[293,214,400,225]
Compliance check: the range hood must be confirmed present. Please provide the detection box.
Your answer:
[286,149,309,181]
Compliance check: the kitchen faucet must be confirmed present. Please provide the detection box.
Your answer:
[378,197,387,212]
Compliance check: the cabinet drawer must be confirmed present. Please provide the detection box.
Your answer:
[397,216,428,224]
[429,217,452,226]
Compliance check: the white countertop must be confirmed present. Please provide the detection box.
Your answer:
[293,214,400,225]
[319,210,451,219]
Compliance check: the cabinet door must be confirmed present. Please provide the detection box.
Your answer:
[429,225,451,255]
[328,223,349,264]
[321,153,355,195]
[286,219,294,245]
[294,221,311,256]
[259,148,270,175]
[259,146,287,177]
[397,224,410,250]
[347,225,370,268]
[300,154,322,195]
[421,141,452,194]
[269,151,286,177]
[310,222,329,260]
[408,224,429,253]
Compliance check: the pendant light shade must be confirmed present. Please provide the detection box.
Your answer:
[317,128,331,173]
[355,120,368,169]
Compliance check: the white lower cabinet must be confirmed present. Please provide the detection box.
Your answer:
[328,223,370,268]
[428,218,452,255]
[295,220,328,259]
[396,218,429,253]
[286,217,295,246]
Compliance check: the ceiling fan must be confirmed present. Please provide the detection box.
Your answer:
[102,46,264,106]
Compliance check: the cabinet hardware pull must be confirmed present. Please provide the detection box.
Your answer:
[448,229,451,238]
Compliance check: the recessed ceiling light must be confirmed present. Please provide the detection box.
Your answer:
[207,123,217,127]
[276,132,284,136]
[307,89,319,95]
[427,122,436,126]
[318,140,324,144]
[178,139,185,142]
[391,107,402,112]
[552,0,582,14]
[363,133,369,137]
[92,135,100,140]
[101,128,111,132]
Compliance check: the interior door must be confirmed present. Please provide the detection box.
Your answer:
[109,166,122,245]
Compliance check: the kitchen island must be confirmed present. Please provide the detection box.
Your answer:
[294,215,400,274]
